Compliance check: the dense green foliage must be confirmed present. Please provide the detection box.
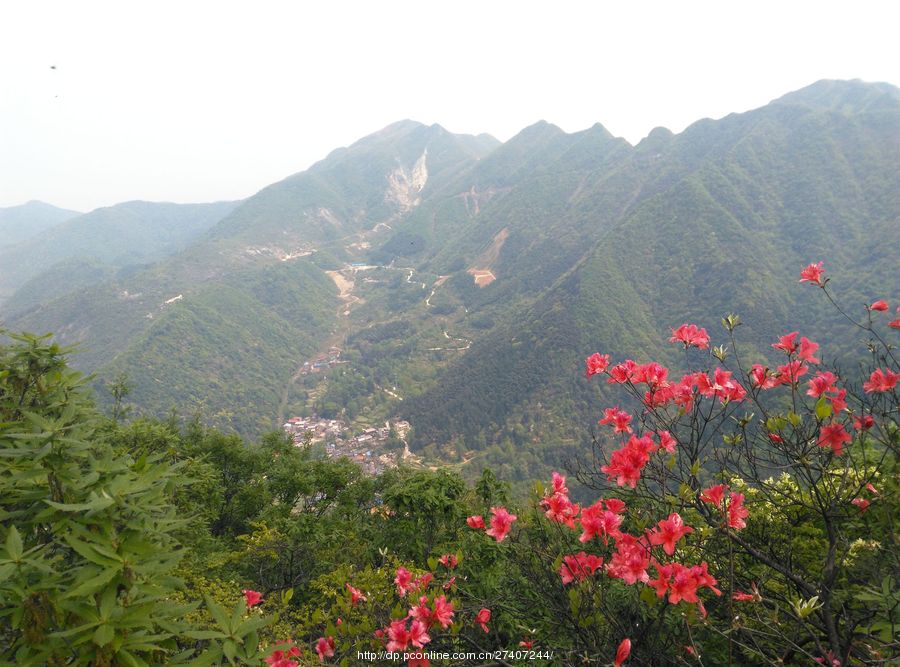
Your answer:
[1,324,896,664]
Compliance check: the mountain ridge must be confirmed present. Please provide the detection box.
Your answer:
[5,79,898,471]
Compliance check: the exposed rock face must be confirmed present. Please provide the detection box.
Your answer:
[385,150,428,212]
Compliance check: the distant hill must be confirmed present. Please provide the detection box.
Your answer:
[0,200,81,250]
[0,200,239,307]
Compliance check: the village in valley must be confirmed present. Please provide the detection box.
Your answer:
[282,413,413,476]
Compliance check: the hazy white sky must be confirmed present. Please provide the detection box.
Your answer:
[1,0,898,212]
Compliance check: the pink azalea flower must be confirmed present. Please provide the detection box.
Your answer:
[772,331,799,354]
[438,553,458,569]
[726,492,749,530]
[346,583,367,606]
[386,619,410,652]
[699,484,727,508]
[828,388,848,413]
[870,300,888,311]
[670,323,710,349]
[601,434,655,488]
[585,353,610,377]
[807,371,837,398]
[408,620,431,648]
[558,552,604,585]
[648,513,693,556]
[798,337,820,363]
[749,364,777,390]
[799,262,825,286]
[818,422,852,456]
[242,589,263,608]
[598,406,633,433]
[851,497,870,513]
[395,567,413,596]
[862,368,899,393]
[485,507,517,542]
[474,608,491,632]
[607,534,651,585]
[551,471,568,495]
[657,430,677,454]
[315,636,335,662]
[466,515,485,530]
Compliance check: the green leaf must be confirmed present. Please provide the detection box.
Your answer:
[222,639,236,663]
[234,615,269,639]
[93,623,115,647]
[203,595,231,634]
[815,396,832,420]
[229,598,247,631]
[99,586,118,619]
[5,526,23,561]
[63,534,121,567]
[67,567,119,598]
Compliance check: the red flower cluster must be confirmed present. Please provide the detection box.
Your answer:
[394,567,432,597]
[559,552,604,585]
[585,352,610,377]
[650,561,721,604]
[598,406,634,433]
[410,595,455,629]
[648,513,693,555]
[669,323,710,349]
[601,434,655,488]
[579,498,626,543]
[385,618,430,652]
[863,368,899,393]
[818,422,852,456]
[700,485,749,530]
[437,553,458,569]
[314,636,335,662]
[541,472,580,528]
[484,507,517,542]
[468,507,517,541]
[607,533,652,585]
[265,642,302,667]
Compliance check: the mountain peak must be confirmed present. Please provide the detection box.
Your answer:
[772,79,900,113]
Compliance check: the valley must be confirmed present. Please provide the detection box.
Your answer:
[2,80,898,484]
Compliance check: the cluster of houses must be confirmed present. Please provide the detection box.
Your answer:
[282,415,412,476]
[298,346,345,375]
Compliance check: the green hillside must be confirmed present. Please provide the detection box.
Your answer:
[4,122,498,436]
[401,80,900,473]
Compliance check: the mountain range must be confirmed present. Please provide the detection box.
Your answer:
[2,79,897,480]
